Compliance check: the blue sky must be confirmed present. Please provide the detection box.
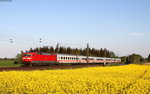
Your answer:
[0,0,150,58]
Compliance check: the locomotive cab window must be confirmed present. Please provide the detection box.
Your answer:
[24,54,31,57]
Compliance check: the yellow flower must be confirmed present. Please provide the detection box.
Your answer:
[0,64,150,94]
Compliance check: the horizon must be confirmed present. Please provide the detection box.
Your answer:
[0,0,150,58]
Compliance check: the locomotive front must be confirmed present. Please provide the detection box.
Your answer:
[22,53,33,65]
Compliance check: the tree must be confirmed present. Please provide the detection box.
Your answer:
[35,47,40,52]
[15,51,24,63]
[91,48,95,56]
[106,50,110,57]
[59,46,66,54]
[74,48,80,55]
[128,53,143,64]
[99,48,103,57]
[148,54,150,62]
[29,48,34,52]
[109,51,116,58]
[50,46,55,54]
[66,47,71,54]
[120,56,127,63]
[104,48,107,57]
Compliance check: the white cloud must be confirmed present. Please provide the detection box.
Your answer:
[131,33,144,36]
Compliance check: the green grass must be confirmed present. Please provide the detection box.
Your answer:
[0,60,22,67]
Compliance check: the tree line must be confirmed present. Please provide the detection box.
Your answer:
[120,53,150,64]
[28,46,116,58]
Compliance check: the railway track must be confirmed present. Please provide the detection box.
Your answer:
[0,64,104,71]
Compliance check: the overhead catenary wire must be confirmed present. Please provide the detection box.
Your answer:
[0,28,61,46]
[0,28,88,50]
[0,28,44,46]
[0,28,43,40]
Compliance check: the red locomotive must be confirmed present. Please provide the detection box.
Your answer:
[22,52,121,66]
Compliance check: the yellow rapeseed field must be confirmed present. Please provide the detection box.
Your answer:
[0,64,150,94]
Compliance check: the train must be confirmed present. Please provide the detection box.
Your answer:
[22,52,121,66]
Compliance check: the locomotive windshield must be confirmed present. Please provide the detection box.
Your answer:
[24,54,31,57]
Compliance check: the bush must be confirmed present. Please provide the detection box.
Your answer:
[14,61,18,64]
